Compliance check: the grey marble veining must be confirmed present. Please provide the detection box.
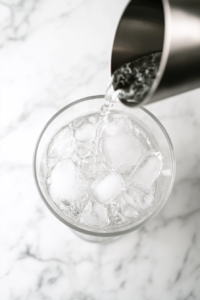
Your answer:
[0,0,200,299]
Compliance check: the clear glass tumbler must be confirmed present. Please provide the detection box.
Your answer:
[33,95,176,243]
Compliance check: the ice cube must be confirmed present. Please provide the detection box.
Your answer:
[91,172,124,204]
[143,193,154,208]
[104,114,132,136]
[79,158,96,180]
[48,126,75,158]
[162,169,172,177]
[88,114,99,124]
[125,188,145,210]
[48,159,77,204]
[80,155,107,180]
[59,200,87,220]
[122,204,138,218]
[76,142,94,159]
[72,116,85,129]
[80,202,108,227]
[106,201,126,225]
[121,191,136,207]
[127,186,155,211]
[75,123,97,143]
[128,150,162,190]
[146,184,156,195]
[93,202,108,225]
[114,192,139,218]
[102,134,142,171]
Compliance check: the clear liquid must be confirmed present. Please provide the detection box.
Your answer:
[45,111,162,228]
[45,53,163,229]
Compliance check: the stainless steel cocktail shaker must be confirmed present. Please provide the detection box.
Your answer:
[111,0,200,106]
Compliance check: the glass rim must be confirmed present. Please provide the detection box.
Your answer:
[33,95,176,237]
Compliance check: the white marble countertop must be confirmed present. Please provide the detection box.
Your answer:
[0,0,200,299]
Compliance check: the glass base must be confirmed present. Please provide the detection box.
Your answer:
[71,229,121,244]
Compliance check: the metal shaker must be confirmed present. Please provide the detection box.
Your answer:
[111,0,200,107]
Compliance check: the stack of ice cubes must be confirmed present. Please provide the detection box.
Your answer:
[45,111,163,228]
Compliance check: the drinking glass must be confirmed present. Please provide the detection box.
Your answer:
[33,95,175,243]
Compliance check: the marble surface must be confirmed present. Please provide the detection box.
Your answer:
[0,0,200,299]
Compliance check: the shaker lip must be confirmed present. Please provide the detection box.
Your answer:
[110,0,171,107]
